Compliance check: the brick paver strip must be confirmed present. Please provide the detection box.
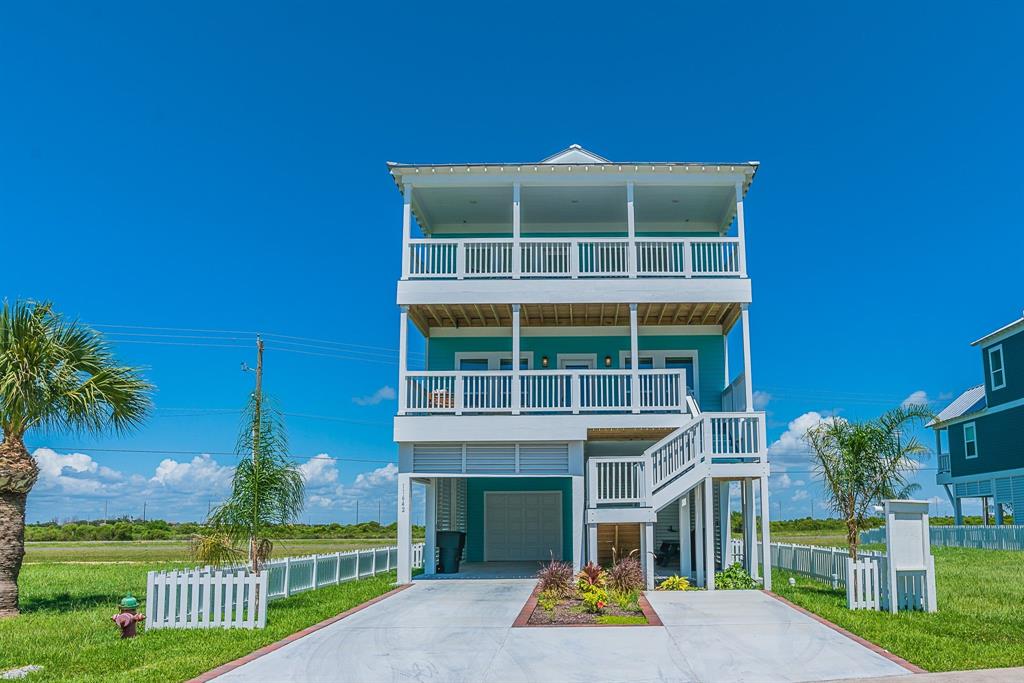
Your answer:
[764,590,926,674]
[187,583,413,683]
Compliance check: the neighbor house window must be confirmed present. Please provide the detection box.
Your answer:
[938,428,949,455]
[988,345,1006,390]
[963,422,978,459]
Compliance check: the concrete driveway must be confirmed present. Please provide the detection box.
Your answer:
[212,580,914,683]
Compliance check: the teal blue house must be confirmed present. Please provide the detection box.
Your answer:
[932,314,1024,524]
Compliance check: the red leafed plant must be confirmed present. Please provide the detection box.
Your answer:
[536,556,575,597]
[577,561,607,590]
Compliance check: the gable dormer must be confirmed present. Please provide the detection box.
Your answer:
[539,144,612,164]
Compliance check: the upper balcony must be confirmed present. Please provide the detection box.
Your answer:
[391,146,757,304]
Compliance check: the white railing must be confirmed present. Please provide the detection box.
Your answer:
[146,567,268,630]
[861,524,1024,551]
[649,418,705,490]
[145,544,424,630]
[402,369,687,415]
[404,237,744,279]
[720,372,747,412]
[709,413,764,459]
[588,456,647,505]
[938,454,950,474]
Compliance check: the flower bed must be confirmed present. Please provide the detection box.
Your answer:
[515,557,662,627]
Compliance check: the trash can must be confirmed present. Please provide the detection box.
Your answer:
[436,531,466,574]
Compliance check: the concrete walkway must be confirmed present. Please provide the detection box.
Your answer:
[213,581,914,683]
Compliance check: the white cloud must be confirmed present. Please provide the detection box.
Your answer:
[298,454,339,488]
[792,490,810,502]
[150,454,234,493]
[776,473,792,488]
[33,448,123,495]
[767,411,842,463]
[793,480,806,487]
[353,385,396,406]
[901,390,930,408]
[308,495,335,509]
[752,390,772,410]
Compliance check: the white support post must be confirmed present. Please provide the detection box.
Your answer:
[587,524,599,565]
[401,184,412,279]
[740,304,754,413]
[704,477,716,590]
[679,494,692,577]
[718,481,732,567]
[743,478,758,580]
[397,474,412,584]
[629,304,640,414]
[397,306,409,416]
[512,182,522,279]
[694,486,705,586]
[953,495,963,525]
[512,304,521,415]
[572,476,585,572]
[424,478,437,575]
[759,475,772,590]
[626,181,637,277]
[735,181,747,278]
[643,522,655,590]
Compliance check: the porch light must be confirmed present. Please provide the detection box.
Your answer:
[541,356,549,368]
[604,355,612,367]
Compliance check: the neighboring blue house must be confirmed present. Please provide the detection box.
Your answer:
[932,314,1024,524]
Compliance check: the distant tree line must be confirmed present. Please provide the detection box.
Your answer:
[26,518,426,542]
[730,512,1012,535]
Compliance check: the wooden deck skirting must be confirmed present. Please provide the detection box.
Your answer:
[513,582,663,628]
[187,583,413,683]
[763,591,926,674]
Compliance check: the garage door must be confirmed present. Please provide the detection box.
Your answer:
[484,492,562,561]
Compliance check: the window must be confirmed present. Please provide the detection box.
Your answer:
[963,422,978,459]
[988,345,1006,390]
[938,428,949,455]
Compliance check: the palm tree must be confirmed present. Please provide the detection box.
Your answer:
[0,300,151,617]
[193,395,304,574]
[804,404,933,560]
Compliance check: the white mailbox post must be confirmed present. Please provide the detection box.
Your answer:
[883,499,937,613]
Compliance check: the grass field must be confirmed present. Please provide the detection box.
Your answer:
[773,546,1024,672]
[769,529,850,547]
[0,561,398,682]
[24,537,419,563]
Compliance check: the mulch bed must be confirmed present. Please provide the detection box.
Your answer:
[514,584,663,627]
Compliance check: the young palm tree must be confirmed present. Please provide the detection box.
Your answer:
[0,300,151,617]
[804,404,933,560]
[193,395,304,574]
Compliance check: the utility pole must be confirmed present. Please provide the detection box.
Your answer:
[104,499,108,523]
[356,500,360,524]
[142,501,147,522]
[241,336,265,568]
[378,498,382,525]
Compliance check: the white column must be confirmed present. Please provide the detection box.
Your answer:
[643,522,655,590]
[694,486,705,586]
[572,476,585,572]
[679,494,692,577]
[397,473,412,583]
[401,183,412,279]
[759,476,772,590]
[512,181,522,279]
[740,304,753,412]
[626,181,637,277]
[743,478,758,580]
[718,481,731,567]
[397,306,409,416]
[629,303,640,414]
[587,524,599,565]
[424,479,437,575]
[735,181,747,278]
[512,304,521,415]
[704,477,716,590]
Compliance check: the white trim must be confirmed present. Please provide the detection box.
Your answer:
[619,349,700,401]
[557,354,597,369]
[988,344,1006,391]
[971,317,1024,347]
[944,463,1024,484]
[454,351,534,370]
[394,171,752,189]
[428,325,724,338]
[963,421,978,459]
[483,490,563,562]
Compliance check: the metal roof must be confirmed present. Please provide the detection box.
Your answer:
[928,385,987,427]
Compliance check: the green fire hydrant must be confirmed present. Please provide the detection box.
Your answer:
[112,594,145,638]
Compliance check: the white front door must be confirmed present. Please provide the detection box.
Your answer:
[484,491,562,561]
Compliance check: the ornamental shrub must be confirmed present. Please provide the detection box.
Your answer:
[608,555,645,593]
[536,558,575,597]
[581,586,609,613]
[576,562,607,592]
[657,575,691,591]
[715,562,758,590]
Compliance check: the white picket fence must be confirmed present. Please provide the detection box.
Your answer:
[862,524,1024,551]
[846,558,882,610]
[146,543,424,629]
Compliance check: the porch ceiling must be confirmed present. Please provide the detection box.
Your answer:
[408,302,741,335]
[587,427,674,441]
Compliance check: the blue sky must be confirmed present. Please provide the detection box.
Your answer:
[2,2,1022,523]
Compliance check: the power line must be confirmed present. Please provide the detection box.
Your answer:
[27,444,394,464]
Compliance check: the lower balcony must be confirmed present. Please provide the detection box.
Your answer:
[400,369,688,415]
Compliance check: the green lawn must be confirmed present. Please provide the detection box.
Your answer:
[24,537,422,563]
[0,562,398,682]
[772,547,1024,672]
[770,530,850,547]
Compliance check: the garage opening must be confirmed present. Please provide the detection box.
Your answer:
[484,491,563,561]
